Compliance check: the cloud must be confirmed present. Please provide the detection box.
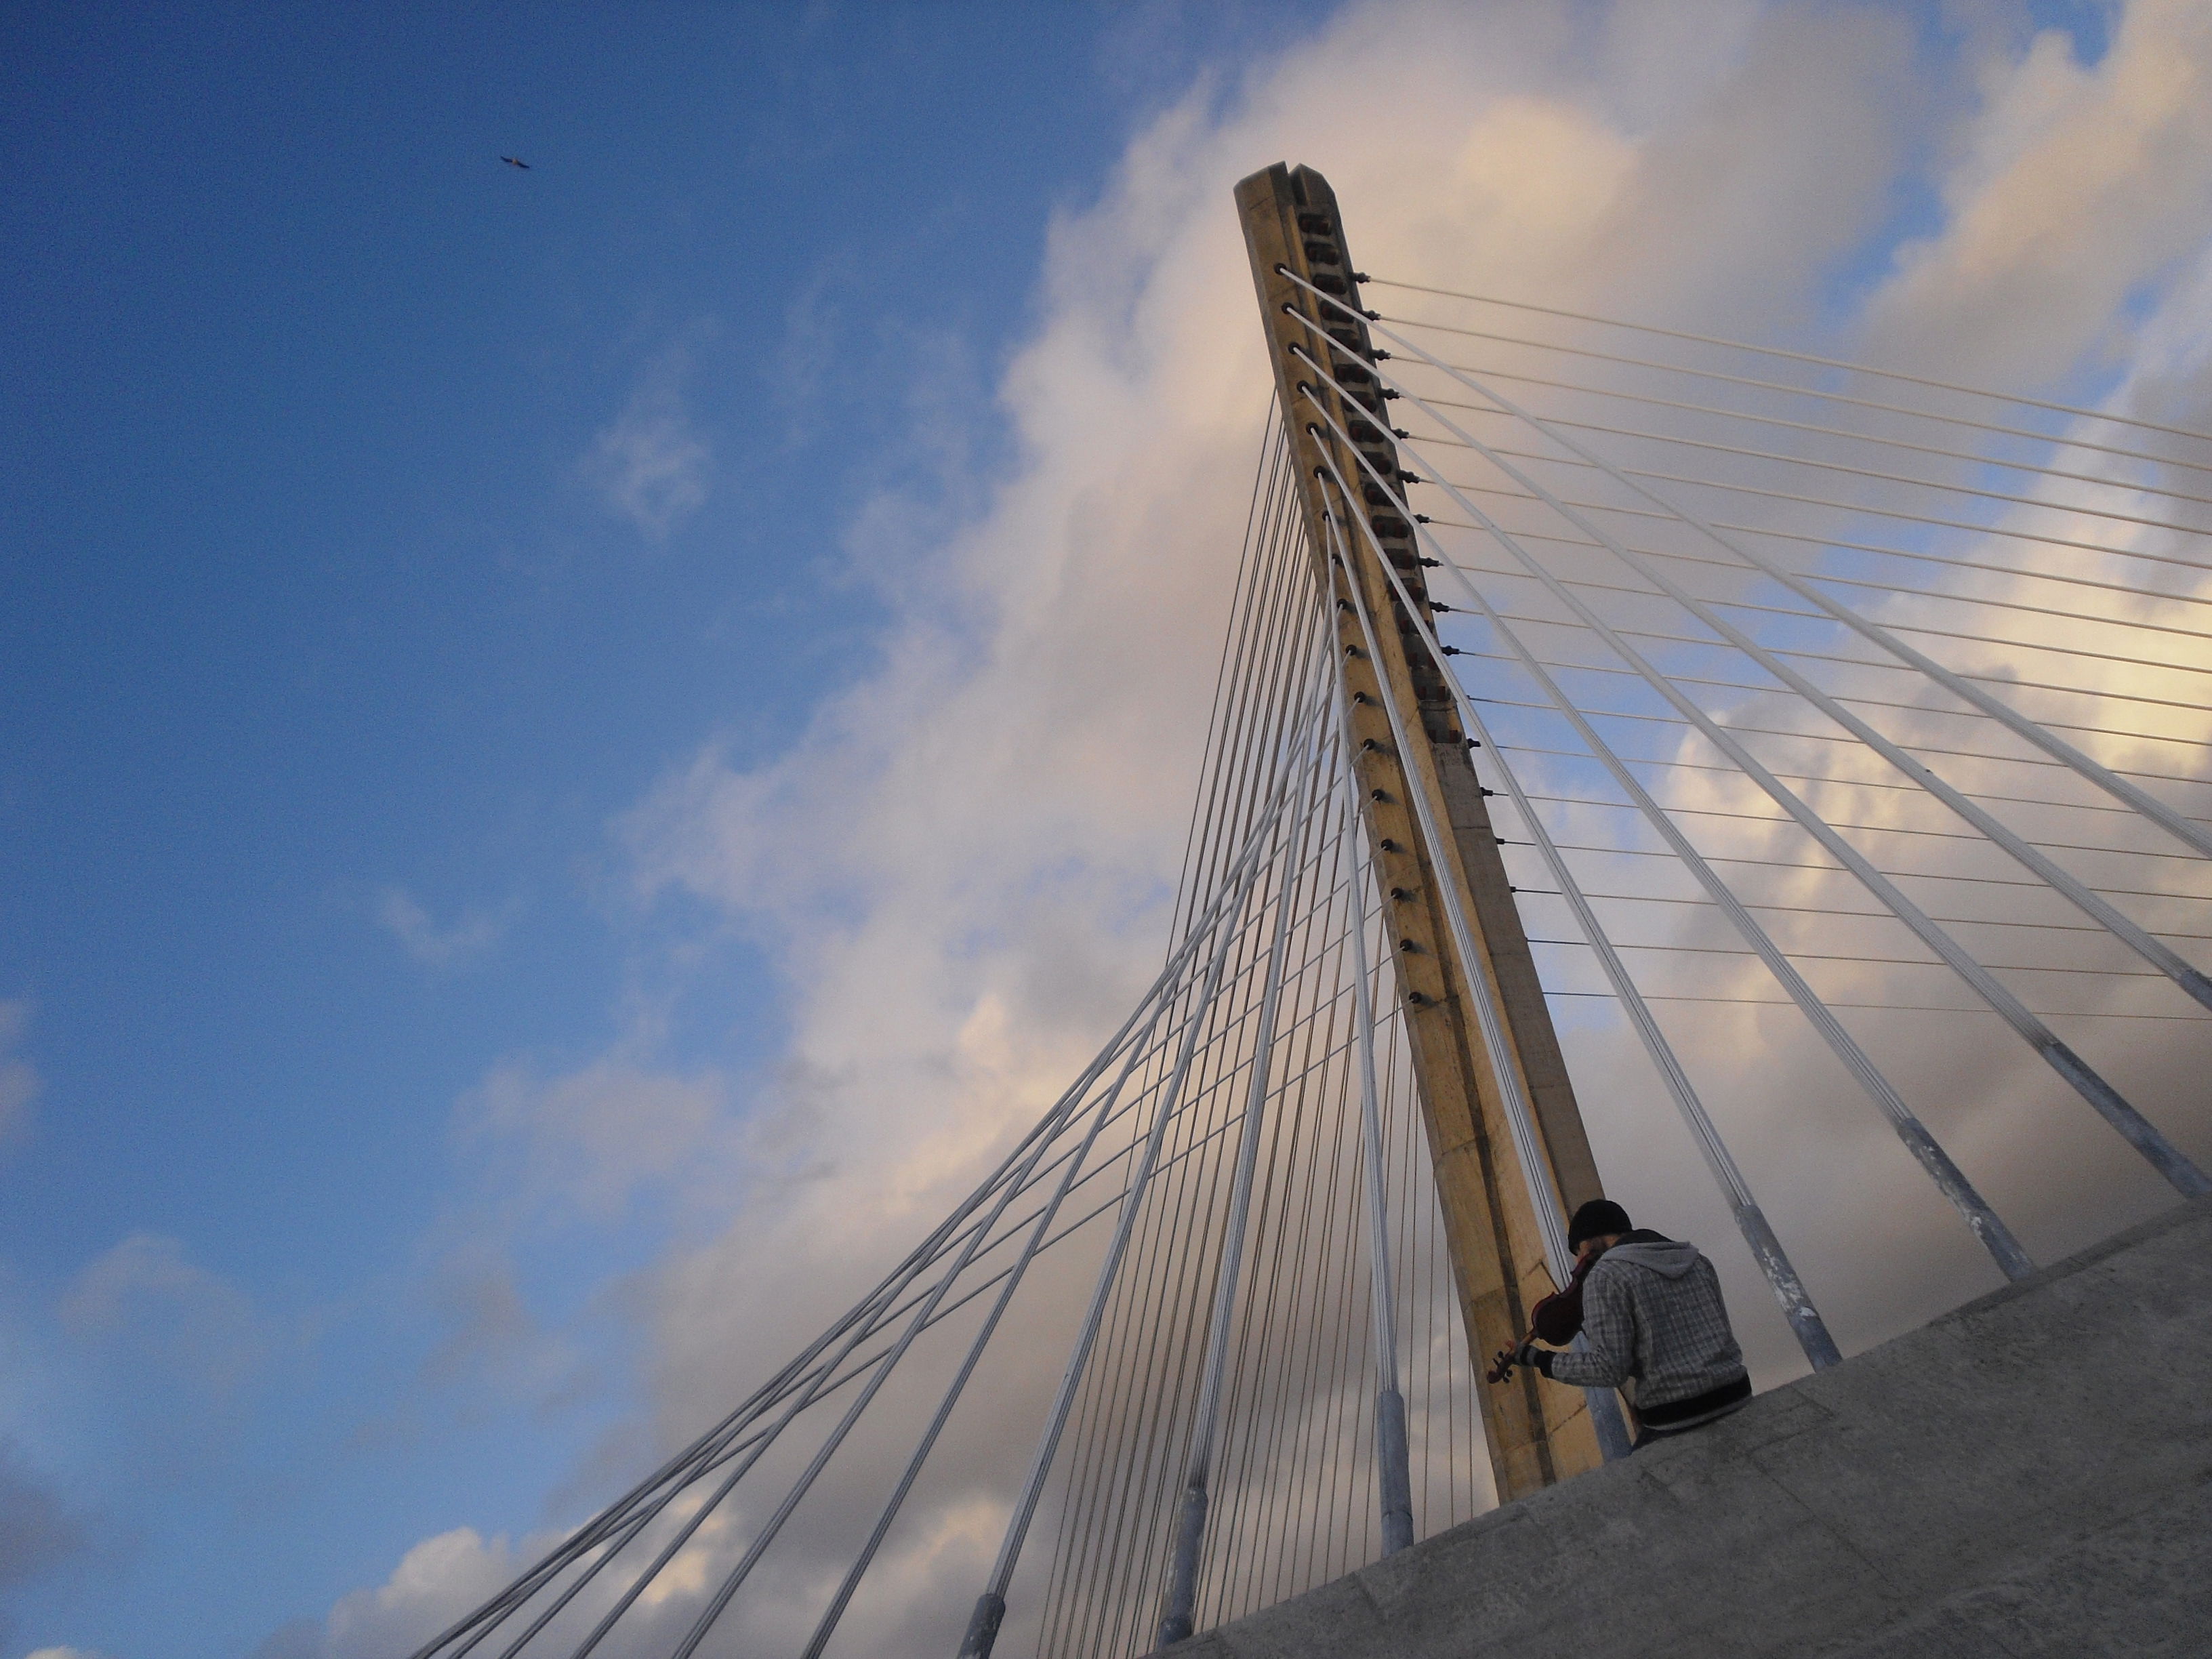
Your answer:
[306,1,2212,1650]
[247,1626,322,1659]
[771,265,848,451]
[375,886,515,968]
[59,1233,268,1398]
[459,1054,730,1225]
[379,1051,737,1423]
[306,1527,558,1659]
[581,346,713,539]
[1864,0,2212,380]
[607,0,1955,1450]
[0,1438,94,1649]
[0,1000,41,1147]
[0,1452,88,1591]
[417,1256,569,1397]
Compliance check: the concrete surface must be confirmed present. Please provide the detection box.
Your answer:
[1166,1195,2212,1658]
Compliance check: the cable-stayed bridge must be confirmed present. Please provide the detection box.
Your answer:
[404,165,2212,1659]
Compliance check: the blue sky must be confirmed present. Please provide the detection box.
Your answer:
[1,7,1357,1654]
[1,2,2179,1656]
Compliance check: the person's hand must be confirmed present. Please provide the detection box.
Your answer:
[1488,1342,1557,1382]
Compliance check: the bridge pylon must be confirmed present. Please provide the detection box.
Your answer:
[1236,161,1614,1500]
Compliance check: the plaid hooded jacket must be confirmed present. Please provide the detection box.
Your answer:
[1542,1231,1748,1415]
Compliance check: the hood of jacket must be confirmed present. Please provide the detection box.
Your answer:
[1599,1231,1702,1279]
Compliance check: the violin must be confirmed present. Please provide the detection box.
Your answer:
[1486,1247,1600,1384]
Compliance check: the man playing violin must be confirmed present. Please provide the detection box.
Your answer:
[1500,1199,1753,1448]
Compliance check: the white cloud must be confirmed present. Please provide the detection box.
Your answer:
[25,1647,108,1659]
[375,886,514,968]
[316,1527,553,1659]
[1864,0,2212,380]
[611,0,1949,1450]
[582,346,712,539]
[0,1000,39,1147]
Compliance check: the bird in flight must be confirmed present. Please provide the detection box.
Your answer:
[501,155,531,170]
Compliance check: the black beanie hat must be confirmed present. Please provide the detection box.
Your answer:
[1568,1199,1633,1250]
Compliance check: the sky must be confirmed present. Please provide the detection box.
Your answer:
[3,2,2208,1657]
